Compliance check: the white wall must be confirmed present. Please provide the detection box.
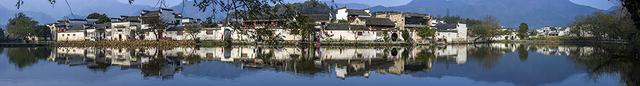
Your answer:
[436,23,468,43]
[322,30,380,41]
[336,8,348,21]
[57,31,85,41]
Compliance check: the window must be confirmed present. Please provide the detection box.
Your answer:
[206,30,214,35]
[241,53,248,57]
[357,32,363,36]
[376,32,383,36]
[72,34,76,36]
[177,31,184,35]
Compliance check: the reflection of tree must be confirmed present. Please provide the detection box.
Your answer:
[517,44,528,62]
[568,45,640,86]
[467,44,511,68]
[409,48,435,71]
[7,47,51,69]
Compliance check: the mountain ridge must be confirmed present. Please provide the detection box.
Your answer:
[368,0,604,28]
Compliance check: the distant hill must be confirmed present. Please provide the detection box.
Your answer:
[0,6,55,25]
[0,0,153,24]
[169,1,226,21]
[369,0,605,28]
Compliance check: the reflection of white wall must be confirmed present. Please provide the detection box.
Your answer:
[320,48,383,60]
[434,45,468,64]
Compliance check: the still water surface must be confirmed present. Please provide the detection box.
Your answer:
[0,44,636,86]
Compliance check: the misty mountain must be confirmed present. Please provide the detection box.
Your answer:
[0,0,153,24]
[0,6,55,25]
[369,0,604,28]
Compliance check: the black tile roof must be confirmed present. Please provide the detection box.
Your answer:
[435,24,458,31]
[405,17,427,25]
[350,25,367,30]
[360,17,395,26]
[325,23,349,30]
[347,9,370,16]
[302,14,331,22]
[166,26,184,31]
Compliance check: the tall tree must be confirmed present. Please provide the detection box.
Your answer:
[201,17,217,28]
[469,16,501,42]
[184,23,202,41]
[142,15,166,41]
[616,0,640,30]
[518,23,529,39]
[6,13,38,40]
[86,13,111,24]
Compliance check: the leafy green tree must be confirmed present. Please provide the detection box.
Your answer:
[518,23,529,39]
[571,11,637,40]
[34,25,52,40]
[287,15,315,44]
[86,13,111,24]
[416,26,436,41]
[7,13,38,40]
[469,16,501,41]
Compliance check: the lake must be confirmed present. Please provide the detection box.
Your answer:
[0,44,637,86]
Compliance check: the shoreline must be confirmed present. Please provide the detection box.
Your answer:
[0,40,628,47]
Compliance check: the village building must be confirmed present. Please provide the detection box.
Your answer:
[335,8,371,22]
[322,23,379,41]
[435,23,468,43]
[140,8,182,40]
[54,19,89,41]
[374,12,432,42]
[109,16,142,41]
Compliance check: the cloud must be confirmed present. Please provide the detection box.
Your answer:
[569,0,616,10]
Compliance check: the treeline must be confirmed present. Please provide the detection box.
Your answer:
[570,9,638,42]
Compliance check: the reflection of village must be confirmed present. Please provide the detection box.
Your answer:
[46,44,594,79]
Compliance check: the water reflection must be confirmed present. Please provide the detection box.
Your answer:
[1,44,637,86]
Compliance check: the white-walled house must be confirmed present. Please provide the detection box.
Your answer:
[335,8,371,21]
[55,19,89,41]
[109,20,141,41]
[435,23,468,43]
[322,23,380,41]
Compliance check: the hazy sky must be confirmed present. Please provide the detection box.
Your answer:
[2,0,619,10]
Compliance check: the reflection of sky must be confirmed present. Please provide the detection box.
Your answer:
[0,47,621,86]
[409,52,593,86]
